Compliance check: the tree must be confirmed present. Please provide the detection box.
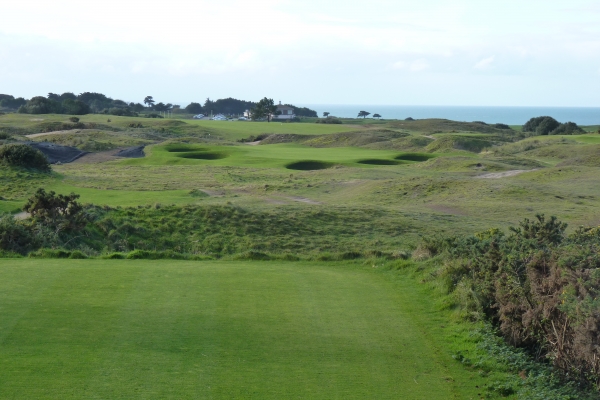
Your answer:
[143,96,155,109]
[373,113,381,119]
[250,97,278,122]
[0,144,50,171]
[185,102,203,114]
[19,96,62,114]
[357,111,370,119]
[62,99,90,115]
[323,112,330,117]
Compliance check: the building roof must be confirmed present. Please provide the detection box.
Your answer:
[276,104,294,110]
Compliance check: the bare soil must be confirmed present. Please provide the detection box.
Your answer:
[477,169,538,179]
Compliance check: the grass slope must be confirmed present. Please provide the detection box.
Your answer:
[0,259,492,399]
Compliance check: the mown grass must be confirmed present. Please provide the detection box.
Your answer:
[0,259,495,399]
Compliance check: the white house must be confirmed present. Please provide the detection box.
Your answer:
[273,101,295,120]
[243,101,296,120]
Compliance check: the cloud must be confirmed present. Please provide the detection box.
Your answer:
[391,61,406,70]
[474,56,495,69]
[410,59,430,72]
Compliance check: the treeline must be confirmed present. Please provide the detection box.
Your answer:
[422,215,600,391]
[1,92,318,118]
[184,97,317,117]
[0,92,148,116]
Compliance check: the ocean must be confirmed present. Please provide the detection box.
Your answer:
[302,105,600,126]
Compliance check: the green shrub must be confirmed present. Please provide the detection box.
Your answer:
[0,215,36,254]
[315,117,342,124]
[68,117,80,123]
[102,252,126,259]
[28,248,71,258]
[0,144,50,171]
[68,250,87,259]
[436,215,600,390]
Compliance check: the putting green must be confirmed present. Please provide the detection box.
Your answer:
[122,143,424,169]
[0,259,484,399]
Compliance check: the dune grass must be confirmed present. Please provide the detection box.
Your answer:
[0,259,495,399]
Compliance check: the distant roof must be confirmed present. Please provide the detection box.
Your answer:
[276,104,294,110]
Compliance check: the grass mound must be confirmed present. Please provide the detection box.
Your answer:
[395,153,436,162]
[426,136,494,153]
[389,118,519,136]
[165,144,208,152]
[285,160,335,170]
[177,152,228,160]
[357,159,402,165]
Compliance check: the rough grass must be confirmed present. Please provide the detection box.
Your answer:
[0,258,507,399]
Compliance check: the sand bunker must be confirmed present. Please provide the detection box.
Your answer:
[115,146,145,158]
[27,142,88,164]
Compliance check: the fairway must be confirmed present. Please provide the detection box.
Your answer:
[0,260,482,399]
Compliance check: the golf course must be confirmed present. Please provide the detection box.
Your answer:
[2,110,600,398]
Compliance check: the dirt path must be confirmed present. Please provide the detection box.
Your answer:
[287,196,321,205]
[477,169,538,179]
[245,140,262,146]
[25,129,89,139]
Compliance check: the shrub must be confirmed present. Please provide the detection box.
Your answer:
[315,117,342,124]
[68,117,80,123]
[28,248,71,258]
[550,121,584,135]
[0,215,35,254]
[24,189,88,234]
[493,123,511,130]
[437,215,600,389]
[0,144,50,171]
[102,252,126,259]
[68,250,87,259]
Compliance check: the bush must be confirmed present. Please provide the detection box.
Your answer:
[523,116,582,136]
[0,144,50,171]
[28,248,72,258]
[493,123,511,130]
[550,121,584,135]
[315,117,342,124]
[437,215,600,389]
[68,117,80,123]
[0,215,35,254]
[68,250,87,259]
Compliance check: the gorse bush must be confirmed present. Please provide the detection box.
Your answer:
[433,214,600,390]
[0,144,50,171]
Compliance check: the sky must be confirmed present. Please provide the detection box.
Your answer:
[1,0,599,107]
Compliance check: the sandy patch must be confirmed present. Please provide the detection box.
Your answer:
[71,150,121,164]
[288,196,321,205]
[245,140,262,146]
[26,129,87,139]
[477,169,538,179]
